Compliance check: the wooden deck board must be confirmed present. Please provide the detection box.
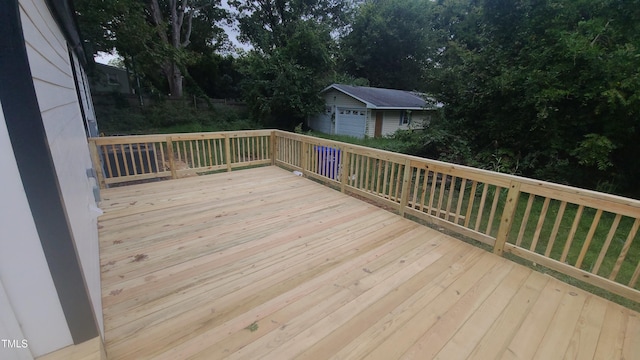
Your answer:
[98,166,640,360]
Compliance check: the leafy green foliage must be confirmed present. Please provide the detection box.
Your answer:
[231,0,352,129]
[421,0,640,197]
[572,134,616,171]
[75,0,230,98]
[95,99,256,135]
[340,0,438,90]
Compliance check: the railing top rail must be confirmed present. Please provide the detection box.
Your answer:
[274,130,640,215]
[89,129,274,144]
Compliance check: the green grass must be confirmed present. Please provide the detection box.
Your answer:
[304,131,422,155]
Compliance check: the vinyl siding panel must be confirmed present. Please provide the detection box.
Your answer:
[378,110,433,136]
[0,101,72,358]
[382,110,403,136]
[0,279,30,360]
[18,0,69,76]
[19,0,104,345]
[323,89,367,108]
[309,113,332,134]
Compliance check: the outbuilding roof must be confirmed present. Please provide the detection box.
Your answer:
[322,84,440,110]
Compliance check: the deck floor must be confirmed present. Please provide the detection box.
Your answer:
[99,166,639,359]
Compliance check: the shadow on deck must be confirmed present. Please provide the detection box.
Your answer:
[98,166,639,359]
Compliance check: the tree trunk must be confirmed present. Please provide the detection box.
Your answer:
[165,61,183,99]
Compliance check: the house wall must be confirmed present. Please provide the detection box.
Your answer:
[366,110,434,137]
[0,278,30,360]
[19,0,103,342]
[91,63,131,94]
[74,56,99,137]
[309,89,368,135]
[0,102,72,358]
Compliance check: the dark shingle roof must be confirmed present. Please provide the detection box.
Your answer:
[323,84,436,109]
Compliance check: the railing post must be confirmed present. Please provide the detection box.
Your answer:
[166,136,178,179]
[88,139,106,189]
[300,139,308,174]
[224,134,232,172]
[270,131,276,166]
[493,180,521,255]
[340,146,350,193]
[399,159,412,217]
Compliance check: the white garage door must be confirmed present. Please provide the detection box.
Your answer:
[335,107,366,138]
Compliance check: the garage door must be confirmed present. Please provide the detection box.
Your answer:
[335,108,366,138]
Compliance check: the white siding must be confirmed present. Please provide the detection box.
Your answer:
[309,112,332,134]
[0,103,72,358]
[374,110,434,137]
[19,0,104,344]
[366,110,377,138]
[311,90,369,136]
[335,108,366,138]
[323,89,366,108]
[0,279,31,360]
[380,110,400,136]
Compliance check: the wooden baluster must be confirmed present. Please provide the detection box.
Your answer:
[166,137,177,179]
[224,135,232,172]
[593,214,622,274]
[560,205,585,263]
[399,159,412,216]
[486,185,502,235]
[464,181,477,227]
[544,201,567,257]
[445,176,457,221]
[530,197,551,252]
[474,183,489,232]
[516,194,535,246]
[609,218,640,281]
[454,178,467,225]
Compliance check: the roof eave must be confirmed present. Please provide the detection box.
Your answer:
[372,106,435,110]
[322,84,375,108]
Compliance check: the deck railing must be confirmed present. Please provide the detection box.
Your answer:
[88,130,640,303]
[88,130,273,188]
[272,130,640,303]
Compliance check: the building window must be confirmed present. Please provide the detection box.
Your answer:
[106,73,120,85]
[400,110,411,125]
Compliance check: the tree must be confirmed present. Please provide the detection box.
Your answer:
[340,0,438,90]
[75,0,229,98]
[230,0,352,127]
[426,0,640,196]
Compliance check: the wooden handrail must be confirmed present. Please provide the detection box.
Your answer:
[272,130,640,303]
[88,130,273,187]
[87,129,640,303]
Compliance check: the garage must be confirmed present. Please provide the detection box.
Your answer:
[335,107,366,138]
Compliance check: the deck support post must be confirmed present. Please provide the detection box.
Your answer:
[88,139,106,189]
[166,136,178,179]
[493,181,521,255]
[399,159,412,216]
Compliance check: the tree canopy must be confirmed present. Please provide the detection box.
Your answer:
[231,0,353,127]
[75,0,229,98]
[76,0,640,196]
[422,0,640,195]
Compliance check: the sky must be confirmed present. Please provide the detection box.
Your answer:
[95,0,247,65]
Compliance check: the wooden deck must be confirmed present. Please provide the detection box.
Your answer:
[98,166,639,360]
